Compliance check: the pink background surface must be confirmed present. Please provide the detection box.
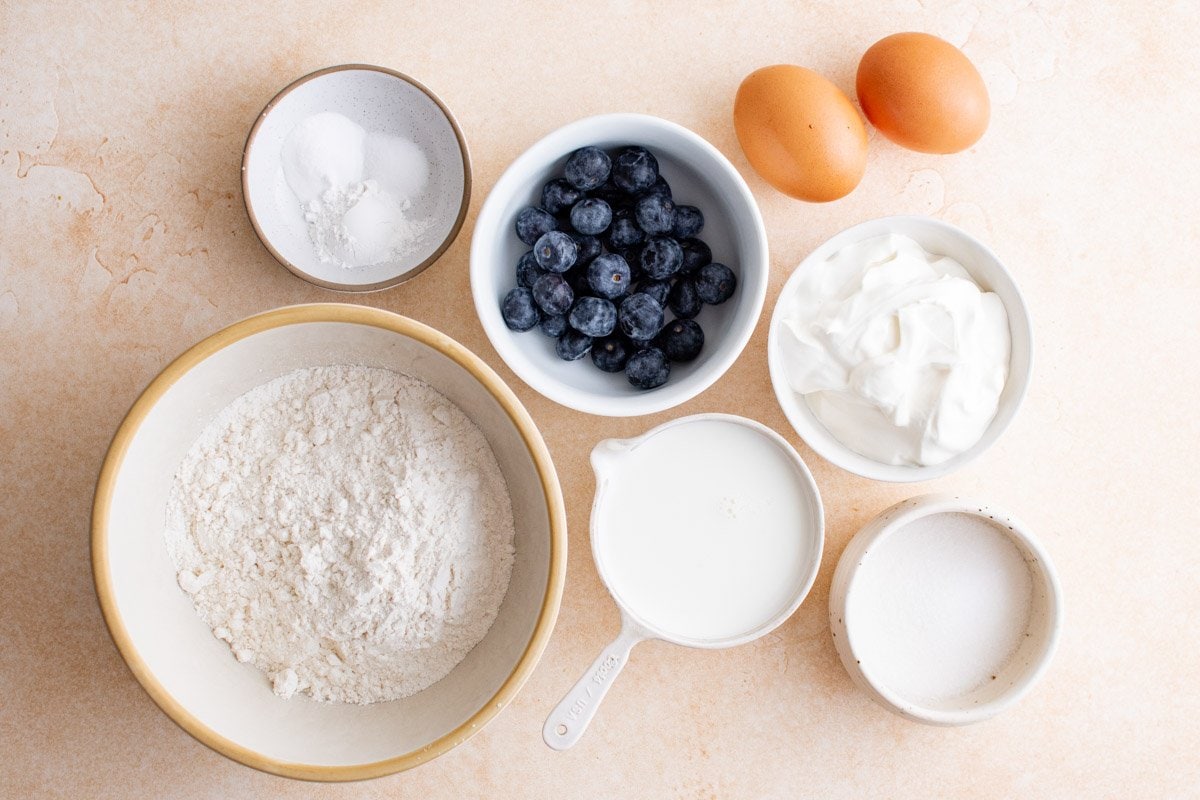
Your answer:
[3,1,1197,796]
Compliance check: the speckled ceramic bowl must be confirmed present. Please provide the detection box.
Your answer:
[92,304,566,780]
[242,65,471,292]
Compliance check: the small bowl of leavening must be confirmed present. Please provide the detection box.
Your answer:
[242,64,471,291]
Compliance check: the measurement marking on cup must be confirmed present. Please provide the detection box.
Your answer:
[566,654,621,721]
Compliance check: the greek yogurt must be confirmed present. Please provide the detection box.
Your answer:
[777,233,1010,466]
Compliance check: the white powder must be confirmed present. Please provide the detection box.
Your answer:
[281,112,430,269]
[164,365,516,705]
[846,512,1033,703]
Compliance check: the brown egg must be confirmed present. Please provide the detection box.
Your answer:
[856,32,989,154]
[733,65,868,202]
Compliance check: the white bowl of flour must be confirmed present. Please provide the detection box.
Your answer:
[242,65,471,292]
[92,304,566,779]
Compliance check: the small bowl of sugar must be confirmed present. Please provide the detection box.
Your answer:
[242,64,471,292]
[828,493,1063,726]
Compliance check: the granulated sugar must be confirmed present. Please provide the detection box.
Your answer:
[846,512,1033,702]
[164,365,515,705]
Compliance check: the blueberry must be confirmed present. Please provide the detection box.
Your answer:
[671,205,704,238]
[569,197,613,235]
[515,206,556,246]
[626,347,671,389]
[618,292,664,340]
[612,146,659,194]
[571,233,602,266]
[542,179,582,215]
[589,177,629,207]
[639,175,672,200]
[637,278,671,307]
[555,329,593,361]
[568,296,617,337]
[584,253,631,300]
[516,251,544,288]
[564,146,612,191]
[639,235,684,280]
[679,237,712,274]
[695,263,737,304]
[532,273,574,316]
[501,287,539,331]
[533,230,578,273]
[656,318,705,361]
[591,337,629,372]
[606,213,645,251]
[668,277,702,319]
[635,194,675,235]
[538,313,568,337]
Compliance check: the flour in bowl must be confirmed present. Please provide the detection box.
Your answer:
[164,365,516,704]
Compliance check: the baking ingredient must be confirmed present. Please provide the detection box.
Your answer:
[856,32,990,154]
[733,65,868,202]
[778,233,1010,466]
[164,365,515,705]
[281,112,430,269]
[595,419,818,641]
[500,144,737,389]
[845,512,1033,702]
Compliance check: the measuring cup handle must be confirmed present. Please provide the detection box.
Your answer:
[542,621,644,750]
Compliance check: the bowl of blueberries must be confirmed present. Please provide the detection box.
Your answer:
[470,113,768,416]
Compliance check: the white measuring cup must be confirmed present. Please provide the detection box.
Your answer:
[543,413,824,750]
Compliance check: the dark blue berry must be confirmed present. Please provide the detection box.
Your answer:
[589,177,629,208]
[501,287,539,331]
[612,146,659,194]
[656,318,704,361]
[671,205,704,238]
[568,296,617,337]
[586,253,632,300]
[591,336,629,373]
[618,292,664,340]
[635,194,675,235]
[679,237,712,274]
[571,233,602,266]
[626,347,671,389]
[636,278,671,307]
[538,313,568,337]
[542,179,582,215]
[569,197,612,235]
[606,213,645,251]
[532,272,574,316]
[639,175,672,200]
[668,277,702,319]
[564,146,611,191]
[516,251,544,288]
[533,230,577,273]
[695,263,737,304]
[639,235,684,279]
[555,329,593,361]
[515,206,556,246]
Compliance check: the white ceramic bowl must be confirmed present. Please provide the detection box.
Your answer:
[92,304,566,780]
[470,113,769,417]
[829,494,1062,726]
[767,215,1033,482]
[242,65,471,292]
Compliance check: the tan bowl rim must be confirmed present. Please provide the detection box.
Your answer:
[90,303,567,781]
[241,64,473,293]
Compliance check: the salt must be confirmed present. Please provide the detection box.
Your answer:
[846,512,1034,703]
[280,111,430,269]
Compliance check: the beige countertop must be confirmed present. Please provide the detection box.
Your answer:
[3,1,1198,797]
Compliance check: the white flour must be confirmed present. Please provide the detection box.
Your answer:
[164,365,515,705]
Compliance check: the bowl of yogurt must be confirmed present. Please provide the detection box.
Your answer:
[767,215,1032,482]
[242,64,471,292]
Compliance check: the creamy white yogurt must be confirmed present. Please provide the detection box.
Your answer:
[778,233,1010,466]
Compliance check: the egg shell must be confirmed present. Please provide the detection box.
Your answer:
[856,32,990,154]
[733,65,868,202]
